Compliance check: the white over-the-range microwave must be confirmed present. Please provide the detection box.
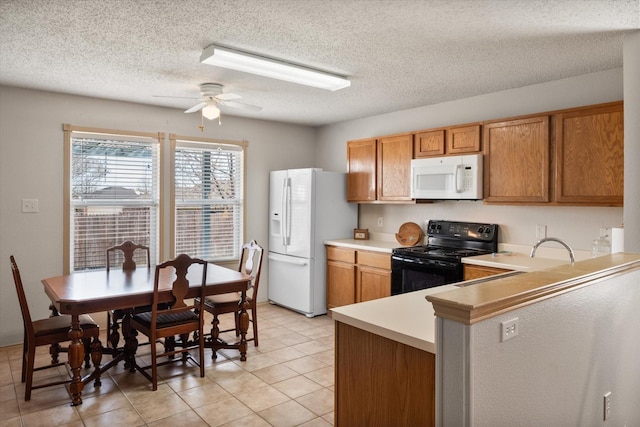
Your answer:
[410,153,483,200]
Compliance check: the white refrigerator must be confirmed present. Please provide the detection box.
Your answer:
[268,168,357,317]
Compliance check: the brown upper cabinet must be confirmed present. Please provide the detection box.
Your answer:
[483,116,550,203]
[482,101,623,206]
[346,138,377,202]
[377,134,413,201]
[347,134,413,203]
[554,102,623,206]
[414,124,481,158]
[346,101,623,206]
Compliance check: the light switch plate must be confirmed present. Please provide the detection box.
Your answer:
[22,199,39,213]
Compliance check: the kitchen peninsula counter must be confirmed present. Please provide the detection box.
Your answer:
[331,253,640,426]
[332,285,446,426]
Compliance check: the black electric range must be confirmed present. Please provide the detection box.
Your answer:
[391,220,499,295]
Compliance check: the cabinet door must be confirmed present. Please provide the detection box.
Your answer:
[554,102,623,206]
[347,139,377,202]
[414,130,445,157]
[327,260,356,309]
[483,116,550,203]
[377,134,413,201]
[357,266,391,303]
[446,124,481,154]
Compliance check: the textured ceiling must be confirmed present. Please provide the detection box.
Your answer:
[1,0,638,127]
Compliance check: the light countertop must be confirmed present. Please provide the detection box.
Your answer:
[325,237,595,270]
[462,252,568,271]
[331,284,457,354]
[325,233,406,253]
[461,243,596,270]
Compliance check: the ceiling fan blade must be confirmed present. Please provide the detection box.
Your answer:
[216,93,242,101]
[184,102,207,113]
[153,95,201,100]
[220,100,262,112]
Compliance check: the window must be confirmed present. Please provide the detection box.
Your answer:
[171,135,246,262]
[64,125,161,272]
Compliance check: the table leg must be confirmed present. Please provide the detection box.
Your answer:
[67,314,84,406]
[238,290,249,361]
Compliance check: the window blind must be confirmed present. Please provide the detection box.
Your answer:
[70,133,160,271]
[174,140,244,261]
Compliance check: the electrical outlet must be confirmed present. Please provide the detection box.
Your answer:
[501,318,519,342]
[377,217,383,227]
[536,225,547,240]
[603,392,611,421]
[21,199,39,213]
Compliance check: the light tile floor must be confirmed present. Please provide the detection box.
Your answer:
[0,303,336,427]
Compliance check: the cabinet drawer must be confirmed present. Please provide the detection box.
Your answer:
[463,264,512,281]
[327,246,356,263]
[357,250,390,269]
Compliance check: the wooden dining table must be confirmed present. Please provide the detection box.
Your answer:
[41,262,252,406]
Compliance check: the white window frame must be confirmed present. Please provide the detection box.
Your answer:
[63,124,163,273]
[170,134,247,262]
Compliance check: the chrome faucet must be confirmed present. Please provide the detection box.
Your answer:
[530,237,575,265]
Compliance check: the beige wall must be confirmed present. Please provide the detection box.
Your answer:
[0,86,317,346]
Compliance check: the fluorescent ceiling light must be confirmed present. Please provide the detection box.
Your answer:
[201,45,350,91]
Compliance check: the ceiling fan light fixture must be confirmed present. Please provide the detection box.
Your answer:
[200,44,350,91]
[202,104,220,120]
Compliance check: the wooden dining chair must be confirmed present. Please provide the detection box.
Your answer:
[105,241,151,351]
[10,255,102,401]
[200,240,264,355]
[129,253,207,390]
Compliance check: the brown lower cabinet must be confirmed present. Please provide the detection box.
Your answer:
[335,322,435,426]
[326,246,391,310]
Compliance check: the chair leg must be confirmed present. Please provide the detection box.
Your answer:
[82,339,92,369]
[198,329,205,378]
[165,336,175,359]
[179,333,190,362]
[251,308,259,347]
[24,346,35,401]
[150,334,158,391]
[21,333,27,383]
[211,315,220,359]
[49,342,61,364]
[108,311,121,350]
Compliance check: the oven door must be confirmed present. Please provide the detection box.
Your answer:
[391,255,462,295]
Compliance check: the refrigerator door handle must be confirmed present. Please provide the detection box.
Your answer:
[285,178,292,245]
[268,253,309,266]
[281,178,287,246]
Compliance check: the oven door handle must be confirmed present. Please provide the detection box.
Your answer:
[392,255,458,269]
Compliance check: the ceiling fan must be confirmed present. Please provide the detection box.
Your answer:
[156,83,262,121]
